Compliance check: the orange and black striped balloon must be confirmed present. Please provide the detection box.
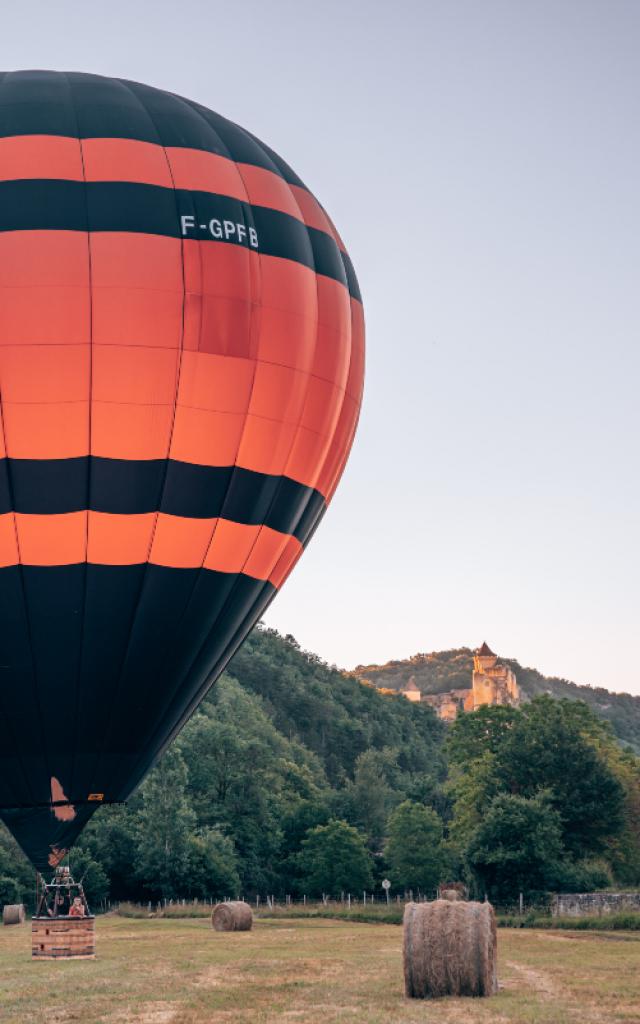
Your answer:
[0,71,364,873]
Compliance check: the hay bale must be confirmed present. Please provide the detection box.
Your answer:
[3,904,25,926]
[403,899,497,998]
[440,889,461,902]
[211,901,253,932]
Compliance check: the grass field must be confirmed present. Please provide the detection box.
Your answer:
[1,916,639,1024]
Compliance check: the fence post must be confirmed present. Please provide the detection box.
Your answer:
[519,892,524,916]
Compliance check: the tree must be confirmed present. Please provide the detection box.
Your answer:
[81,804,140,901]
[0,823,32,906]
[466,792,564,901]
[600,748,640,885]
[185,829,241,900]
[447,705,519,765]
[495,698,625,856]
[341,749,400,850]
[385,801,446,894]
[179,675,329,894]
[135,748,197,899]
[297,820,373,896]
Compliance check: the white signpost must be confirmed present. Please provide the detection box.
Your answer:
[381,879,391,904]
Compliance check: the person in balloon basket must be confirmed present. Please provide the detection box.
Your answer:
[69,896,86,918]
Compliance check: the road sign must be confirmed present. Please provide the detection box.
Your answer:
[381,879,391,890]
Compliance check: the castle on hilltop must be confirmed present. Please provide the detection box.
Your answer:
[403,642,520,722]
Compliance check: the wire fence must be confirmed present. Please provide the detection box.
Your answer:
[107,890,552,918]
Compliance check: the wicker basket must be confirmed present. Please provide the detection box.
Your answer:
[32,916,95,960]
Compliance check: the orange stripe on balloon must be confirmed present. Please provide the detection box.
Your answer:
[0,513,19,567]
[149,514,216,569]
[203,519,261,574]
[236,164,302,219]
[269,535,303,590]
[203,518,301,581]
[165,147,247,198]
[1,510,298,583]
[16,512,86,565]
[82,138,172,187]
[244,525,298,581]
[0,135,83,181]
[87,511,156,564]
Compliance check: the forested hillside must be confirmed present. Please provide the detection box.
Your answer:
[357,648,640,752]
[1,628,639,908]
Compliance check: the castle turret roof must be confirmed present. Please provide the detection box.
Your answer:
[477,642,495,657]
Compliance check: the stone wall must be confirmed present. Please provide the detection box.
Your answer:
[552,892,640,917]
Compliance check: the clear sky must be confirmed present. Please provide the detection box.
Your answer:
[4,1,639,693]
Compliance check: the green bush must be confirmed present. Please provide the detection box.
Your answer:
[0,875,22,907]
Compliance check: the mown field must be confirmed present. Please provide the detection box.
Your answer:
[1,916,639,1024]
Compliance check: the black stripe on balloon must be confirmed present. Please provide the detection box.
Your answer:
[0,72,308,188]
[0,458,325,543]
[0,179,358,299]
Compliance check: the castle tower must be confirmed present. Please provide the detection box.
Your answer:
[471,642,519,710]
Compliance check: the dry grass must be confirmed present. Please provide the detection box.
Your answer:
[0,915,639,1023]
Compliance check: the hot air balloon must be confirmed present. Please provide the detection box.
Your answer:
[0,71,364,875]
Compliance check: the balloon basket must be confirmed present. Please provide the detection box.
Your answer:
[31,865,95,959]
[32,915,95,959]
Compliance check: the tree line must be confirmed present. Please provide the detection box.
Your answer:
[1,628,639,908]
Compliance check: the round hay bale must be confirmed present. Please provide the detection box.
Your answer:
[440,889,461,902]
[403,899,497,999]
[3,903,25,926]
[211,900,253,932]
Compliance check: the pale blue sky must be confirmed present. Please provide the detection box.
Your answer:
[4,1,639,692]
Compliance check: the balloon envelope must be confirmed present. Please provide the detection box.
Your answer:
[0,71,364,873]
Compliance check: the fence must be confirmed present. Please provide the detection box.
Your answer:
[108,890,558,918]
[109,891,438,916]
